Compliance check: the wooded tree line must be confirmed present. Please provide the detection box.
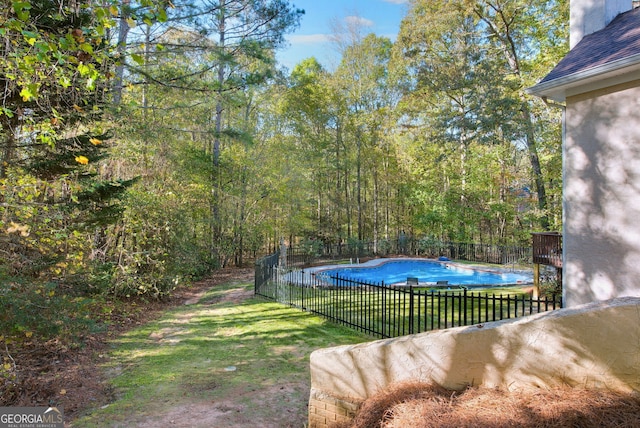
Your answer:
[267,0,566,251]
[0,0,566,320]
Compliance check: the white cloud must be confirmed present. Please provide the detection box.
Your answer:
[344,15,374,27]
[382,0,409,4]
[288,34,332,44]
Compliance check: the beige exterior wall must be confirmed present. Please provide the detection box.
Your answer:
[564,80,640,307]
[308,297,640,427]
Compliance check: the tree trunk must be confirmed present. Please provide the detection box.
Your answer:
[373,169,379,253]
[356,128,363,241]
[521,103,549,229]
[112,0,131,106]
[0,115,18,179]
[211,0,227,262]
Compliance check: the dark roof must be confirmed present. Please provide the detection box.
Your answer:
[540,6,640,84]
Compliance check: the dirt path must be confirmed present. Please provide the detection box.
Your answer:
[62,267,366,428]
[125,274,303,428]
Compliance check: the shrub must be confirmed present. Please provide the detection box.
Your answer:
[0,277,102,346]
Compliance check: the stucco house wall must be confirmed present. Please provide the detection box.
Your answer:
[563,81,640,306]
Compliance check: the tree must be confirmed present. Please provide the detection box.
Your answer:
[0,0,133,276]
[281,58,342,242]
[393,0,566,240]
[0,0,111,174]
[99,1,304,269]
[0,0,172,344]
[468,0,567,230]
[180,0,304,264]
[332,29,401,244]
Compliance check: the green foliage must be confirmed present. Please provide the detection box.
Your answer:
[301,238,323,256]
[0,0,114,135]
[538,266,563,298]
[0,0,134,281]
[347,237,366,254]
[0,0,567,350]
[105,185,214,298]
[377,239,393,255]
[0,129,137,285]
[0,0,177,320]
[392,0,566,242]
[0,277,102,344]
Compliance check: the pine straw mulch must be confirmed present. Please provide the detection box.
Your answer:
[337,381,640,428]
[0,267,254,420]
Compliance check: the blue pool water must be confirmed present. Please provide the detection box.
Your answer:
[318,259,530,286]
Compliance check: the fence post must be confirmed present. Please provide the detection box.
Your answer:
[301,273,305,310]
[443,291,448,329]
[463,288,468,325]
[381,281,386,338]
[409,286,415,335]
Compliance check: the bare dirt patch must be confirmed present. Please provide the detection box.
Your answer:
[131,382,308,428]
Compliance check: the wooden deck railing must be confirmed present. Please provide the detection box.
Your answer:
[532,232,562,268]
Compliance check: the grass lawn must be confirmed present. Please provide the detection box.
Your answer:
[71,279,370,427]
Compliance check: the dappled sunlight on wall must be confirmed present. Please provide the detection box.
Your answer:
[564,82,640,307]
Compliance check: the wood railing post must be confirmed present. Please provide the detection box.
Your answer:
[533,263,540,298]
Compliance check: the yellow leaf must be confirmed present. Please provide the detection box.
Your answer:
[60,389,66,395]
[89,138,101,145]
[7,222,29,236]
[73,104,83,112]
[20,87,33,101]
[3,363,11,370]
[75,155,89,165]
[25,331,33,338]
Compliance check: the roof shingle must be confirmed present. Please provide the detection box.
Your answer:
[540,6,640,84]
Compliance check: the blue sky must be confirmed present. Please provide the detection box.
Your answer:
[276,0,411,71]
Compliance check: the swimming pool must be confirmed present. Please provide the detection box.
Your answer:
[314,258,531,286]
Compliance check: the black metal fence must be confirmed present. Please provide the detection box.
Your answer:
[254,265,561,339]
[255,250,280,292]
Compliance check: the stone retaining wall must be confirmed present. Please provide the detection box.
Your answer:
[308,297,640,427]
